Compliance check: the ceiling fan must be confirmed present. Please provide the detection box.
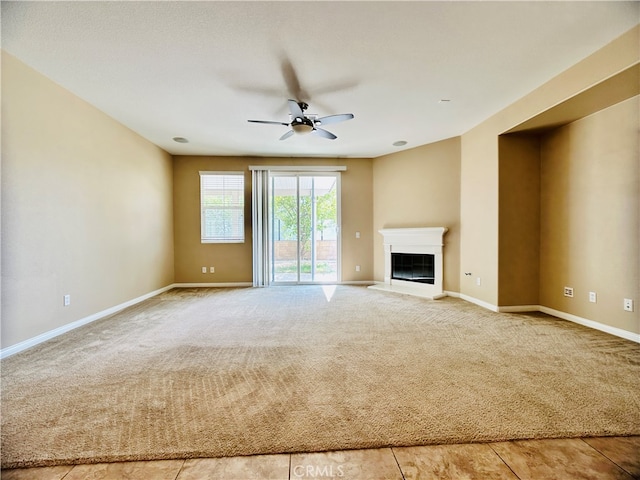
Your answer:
[248,99,354,140]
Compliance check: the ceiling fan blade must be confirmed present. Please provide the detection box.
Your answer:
[287,99,304,119]
[280,55,307,101]
[279,130,295,141]
[248,120,289,126]
[313,128,337,140]
[316,113,354,126]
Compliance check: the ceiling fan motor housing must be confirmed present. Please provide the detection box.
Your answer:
[291,116,314,134]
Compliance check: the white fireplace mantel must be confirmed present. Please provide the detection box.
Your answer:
[369,227,448,299]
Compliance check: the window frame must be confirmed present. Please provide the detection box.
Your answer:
[199,171,245,244]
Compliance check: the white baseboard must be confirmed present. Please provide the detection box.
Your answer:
[173,282,252,288]
[459,293,500,312]
[538,306,640,344]
[0,284,175,359]
[457,294,640,344]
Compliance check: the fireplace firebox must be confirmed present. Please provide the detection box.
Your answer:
[391,253,435,284]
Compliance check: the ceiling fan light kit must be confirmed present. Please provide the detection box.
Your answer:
[291,117,314,135]
[248,99,354,141]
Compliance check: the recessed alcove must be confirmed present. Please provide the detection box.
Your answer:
[497,63,639,310]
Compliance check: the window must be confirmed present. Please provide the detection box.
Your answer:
[200,172,244,243]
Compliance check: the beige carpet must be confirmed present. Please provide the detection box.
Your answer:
[2,286,639,468]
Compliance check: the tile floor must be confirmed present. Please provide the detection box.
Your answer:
[2,436,638,480]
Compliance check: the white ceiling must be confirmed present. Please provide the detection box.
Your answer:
[2,1,638,158]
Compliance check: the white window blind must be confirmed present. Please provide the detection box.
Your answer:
[200,172,244,243]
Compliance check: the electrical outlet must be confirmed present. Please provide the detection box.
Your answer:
[201,267,207,274]
[63,294,71,306]
[624,298,634,312]
[355,265,361,272]
[355,231,360,239]
[589,292,597,303]
[476,277,481,286]
[564,287,574,297]
[210,267,215,273]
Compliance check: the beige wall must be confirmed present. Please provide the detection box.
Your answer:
[460,25,639,310]
[173,156,373,283]
[372,137,461,293]
[460,123,500,303]
[498,134,541,306]
[539,97,639,334]
[1,52,175,349]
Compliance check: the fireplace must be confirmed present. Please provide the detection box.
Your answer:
[369,227,447,299]
[392,253,435,284]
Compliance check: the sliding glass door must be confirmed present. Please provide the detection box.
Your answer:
[270,173,340,283]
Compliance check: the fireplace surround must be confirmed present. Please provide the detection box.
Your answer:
[369,227,448,299]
